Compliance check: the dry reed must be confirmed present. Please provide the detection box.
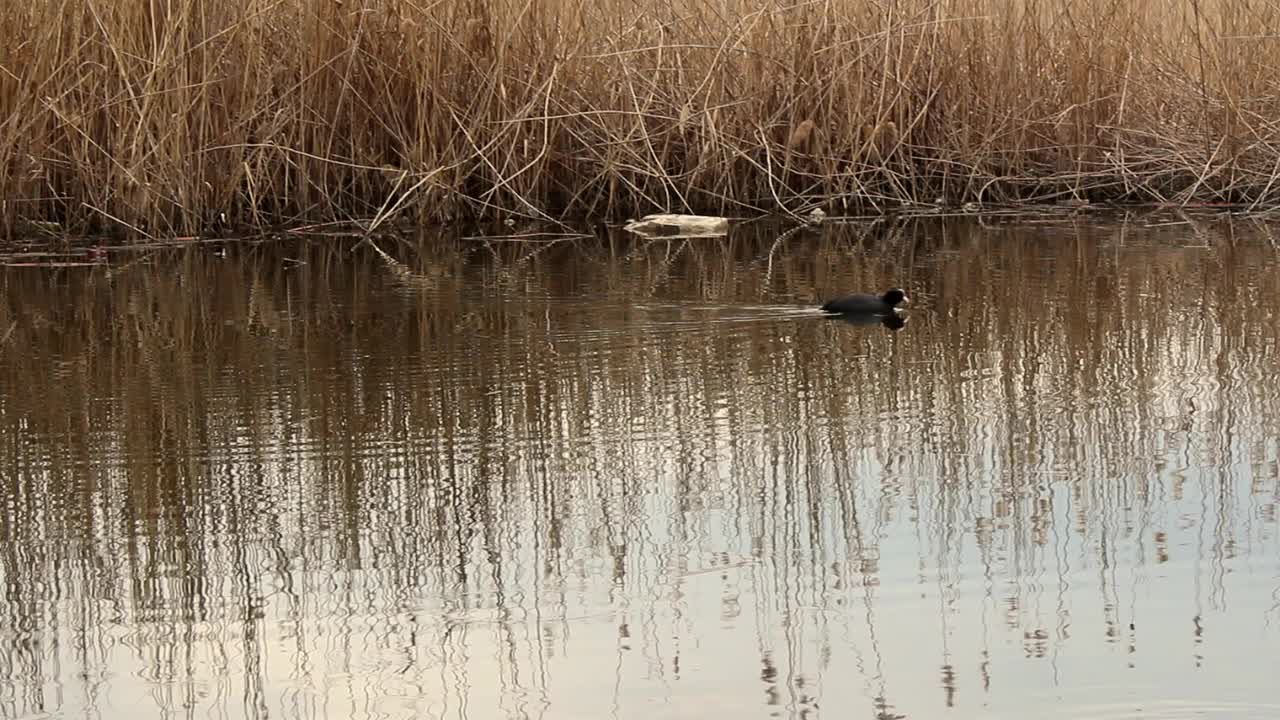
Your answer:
[3,0,1280,237]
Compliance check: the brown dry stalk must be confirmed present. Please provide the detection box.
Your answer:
[3,0,1280,238]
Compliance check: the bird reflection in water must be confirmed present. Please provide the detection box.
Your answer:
[826,311,908,331]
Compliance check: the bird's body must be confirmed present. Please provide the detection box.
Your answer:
[820,288,909,315]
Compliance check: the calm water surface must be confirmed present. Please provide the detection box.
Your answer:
[1,216,1278,720]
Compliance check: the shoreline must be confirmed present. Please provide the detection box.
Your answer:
[2,204,1273,265]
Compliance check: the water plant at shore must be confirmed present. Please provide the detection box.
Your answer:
[3,0,1278,238]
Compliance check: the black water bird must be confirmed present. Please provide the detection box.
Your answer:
[820,288,909,315]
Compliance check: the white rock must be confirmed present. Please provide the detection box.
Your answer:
[623,214,729,238]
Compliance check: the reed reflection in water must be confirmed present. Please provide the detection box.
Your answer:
[1,216,1278,720]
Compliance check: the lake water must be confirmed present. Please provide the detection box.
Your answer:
[1,214,1278,720]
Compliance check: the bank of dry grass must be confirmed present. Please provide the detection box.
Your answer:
[2,0,1280,237]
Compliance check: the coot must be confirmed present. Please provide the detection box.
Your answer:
[820,288,909,315]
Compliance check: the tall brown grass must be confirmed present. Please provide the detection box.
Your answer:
[3,0,1280,237]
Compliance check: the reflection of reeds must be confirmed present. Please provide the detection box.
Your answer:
[6,1,1280,235]
[1,217,1278,716]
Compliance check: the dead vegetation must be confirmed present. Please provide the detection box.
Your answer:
[3,0,1280,237]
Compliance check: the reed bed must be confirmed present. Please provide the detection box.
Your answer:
[3,0,1280,237]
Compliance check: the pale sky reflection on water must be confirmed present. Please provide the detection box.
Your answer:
[1,215,1278,720]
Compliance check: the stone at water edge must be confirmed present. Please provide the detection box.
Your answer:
[622,214,730,238]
